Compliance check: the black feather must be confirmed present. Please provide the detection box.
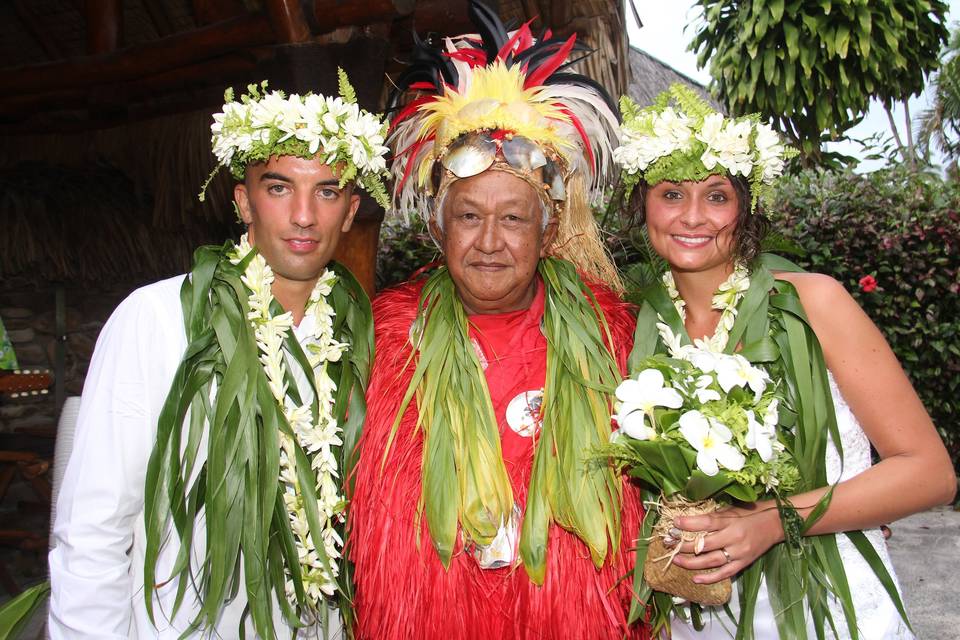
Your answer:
[468,0,509,63]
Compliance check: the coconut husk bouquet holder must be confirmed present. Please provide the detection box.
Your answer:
[643,494,731,606]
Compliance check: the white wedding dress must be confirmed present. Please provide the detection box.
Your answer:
[670,373,913,640]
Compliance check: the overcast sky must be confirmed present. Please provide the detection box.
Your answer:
[627,1,959,171]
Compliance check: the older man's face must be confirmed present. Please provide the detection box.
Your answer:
[432,170,557,315]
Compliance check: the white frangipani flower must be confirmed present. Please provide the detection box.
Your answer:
[613,369,684,440]
[715,353,769,401]
[745,409,775,462]
[678,410,746,476]
[755,123,786,182]
[694,375,722,404]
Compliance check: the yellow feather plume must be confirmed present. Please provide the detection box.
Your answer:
[417,62,573,155]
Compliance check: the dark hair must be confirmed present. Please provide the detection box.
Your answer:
[629,174,769,266]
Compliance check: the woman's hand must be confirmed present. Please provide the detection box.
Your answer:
[666,504,784,584]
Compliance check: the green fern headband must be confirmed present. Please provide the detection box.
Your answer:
[614,84,796,211]
[200,68,391,209]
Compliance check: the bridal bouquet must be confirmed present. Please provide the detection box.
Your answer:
[605,347,800,604]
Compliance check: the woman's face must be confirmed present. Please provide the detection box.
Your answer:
[644,175,740,274]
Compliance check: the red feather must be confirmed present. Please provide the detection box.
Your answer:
[407,81,437,91]
[394,135,432,192]
[445,48,488,67]
[524,34,577,89]
[389,96,435,132]
[497,20,536,60]
[557,106,596,173]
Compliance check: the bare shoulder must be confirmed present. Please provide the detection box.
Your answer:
[773,270,846,297]
[771,271,855,323]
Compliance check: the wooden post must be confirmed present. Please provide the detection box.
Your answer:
[85,0,123,55]
[265,0,311,44]
[332,201,384,298]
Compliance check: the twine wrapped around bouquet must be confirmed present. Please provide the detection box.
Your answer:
[644,494,732,606]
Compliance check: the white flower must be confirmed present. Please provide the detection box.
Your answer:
[688,345,722,371]
[614,369,684,440]
[694,375,722,403]
[698,114,754,178]
[614,108,688,175]
[678,410,746,476]
[764,398,780,429]
[613,408,657,441]
[715,354,769,401]
[656,322,685,356]
[653,107,693,150]
[745,409,775,462]
[755,123,786,183]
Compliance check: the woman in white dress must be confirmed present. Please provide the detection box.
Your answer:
[614,86,956,639]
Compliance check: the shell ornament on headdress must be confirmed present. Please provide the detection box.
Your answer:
[388,0,623,287]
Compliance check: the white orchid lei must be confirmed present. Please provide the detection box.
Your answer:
[202,68,391,209]
[661,264,750,353]
[229,234,348,613]
[614,83,796,211]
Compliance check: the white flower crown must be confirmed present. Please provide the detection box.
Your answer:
[201,69,390,209]
[614,84,796,211]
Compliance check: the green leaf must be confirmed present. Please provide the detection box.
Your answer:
[337,67,358,103]
[0,581,49,640]
[835,23,851,58]
[770,0,785,23]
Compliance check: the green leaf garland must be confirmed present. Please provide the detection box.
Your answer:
[391,257,624,583]
[142,242,372,638]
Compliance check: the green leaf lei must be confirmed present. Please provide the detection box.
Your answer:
[626,255,911,639]
[391,256,624,584]
[143,240,372,638]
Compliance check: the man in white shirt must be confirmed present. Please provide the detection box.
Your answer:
[48,75,389,639]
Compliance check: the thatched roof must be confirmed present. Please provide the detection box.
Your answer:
[0,0,632,285]
[627,45,721,110]
[0,158,237,286]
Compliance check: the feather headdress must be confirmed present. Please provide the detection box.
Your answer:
[388,1,623,288]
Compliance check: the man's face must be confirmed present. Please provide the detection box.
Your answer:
[234,156,359,289]
[432,170,557,315]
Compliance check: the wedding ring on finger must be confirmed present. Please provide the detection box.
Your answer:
[720,547,732,564]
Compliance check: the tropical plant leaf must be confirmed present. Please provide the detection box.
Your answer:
[0,581,49,640]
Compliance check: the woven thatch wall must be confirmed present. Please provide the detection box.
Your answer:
[0,110,238,284]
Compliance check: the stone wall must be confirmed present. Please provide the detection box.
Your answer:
[1,276,137,433]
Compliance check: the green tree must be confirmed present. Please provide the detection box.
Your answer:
[690,0,949,167]
[918,25,960,171]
